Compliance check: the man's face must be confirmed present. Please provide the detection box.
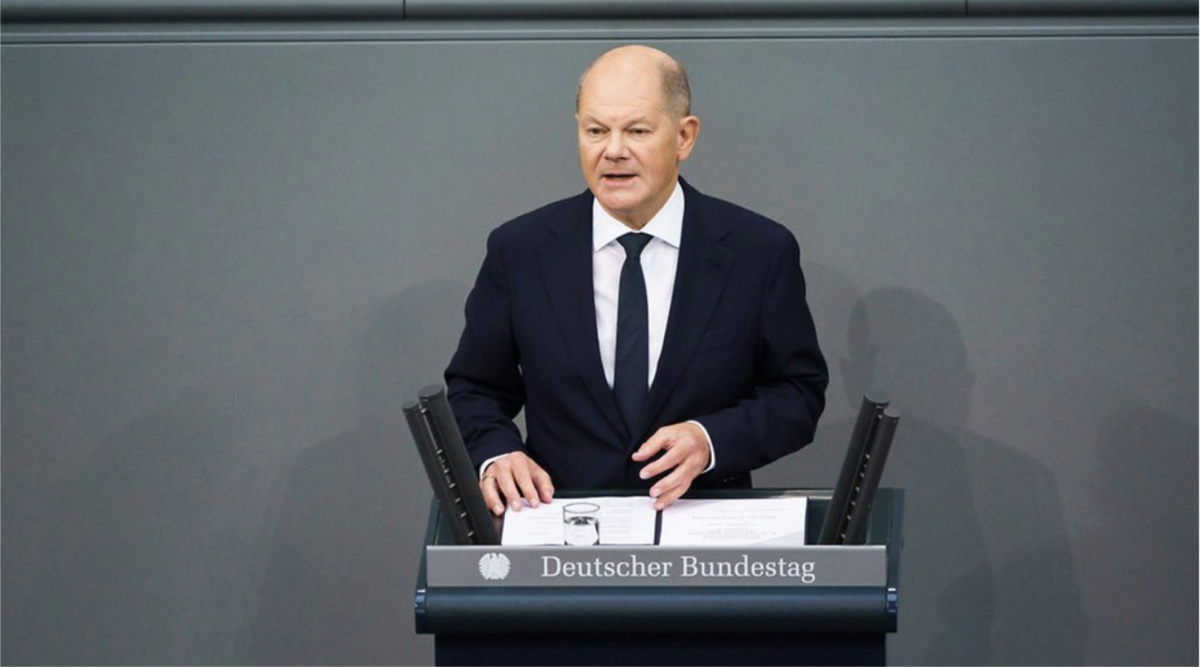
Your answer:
[576,59,698,229]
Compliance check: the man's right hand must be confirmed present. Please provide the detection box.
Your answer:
[480,452,555,516]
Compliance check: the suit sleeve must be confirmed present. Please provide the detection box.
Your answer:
[694,232,828,478]
[444,229,528,469]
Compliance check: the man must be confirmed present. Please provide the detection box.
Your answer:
[445,45,827,516]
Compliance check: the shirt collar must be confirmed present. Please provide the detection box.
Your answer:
[592,181,685,252]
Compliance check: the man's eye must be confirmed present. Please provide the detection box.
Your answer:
[586,127,605,136]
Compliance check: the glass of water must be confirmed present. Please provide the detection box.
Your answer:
[562,502,601,546]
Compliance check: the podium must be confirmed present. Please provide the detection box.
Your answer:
[414,488,903,666]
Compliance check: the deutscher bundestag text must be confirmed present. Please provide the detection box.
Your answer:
[541,555,817,583]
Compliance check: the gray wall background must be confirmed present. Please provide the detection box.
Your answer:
[2,14,1196,667]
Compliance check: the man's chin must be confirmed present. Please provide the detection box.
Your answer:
[595,197,643,222]
[595,182,640,200]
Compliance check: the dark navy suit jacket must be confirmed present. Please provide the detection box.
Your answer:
[445,179,828,490]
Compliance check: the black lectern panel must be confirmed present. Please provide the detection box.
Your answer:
[415,489,903,666]
[436,633,883,667]
[820,393,901,545]
[403,385,500,545]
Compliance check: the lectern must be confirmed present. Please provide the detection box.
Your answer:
[414,488,903,666]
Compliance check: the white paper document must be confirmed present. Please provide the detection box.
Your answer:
[500,496,658,546]
[500,495,807,547]
[658,497,808,547]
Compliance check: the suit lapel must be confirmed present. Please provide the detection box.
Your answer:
[639,184,734,439]
[537,192,628,442]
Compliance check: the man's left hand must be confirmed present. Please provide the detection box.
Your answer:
[632,422,711,511]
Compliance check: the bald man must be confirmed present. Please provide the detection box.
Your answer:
[446,45,828,516]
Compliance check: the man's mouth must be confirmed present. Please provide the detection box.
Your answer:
[602,173,636,183]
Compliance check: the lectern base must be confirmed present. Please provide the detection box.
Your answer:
[435,633,885,666]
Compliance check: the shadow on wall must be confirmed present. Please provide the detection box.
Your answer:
[2,381,257,665]
[820,286,1086,665]
[248,279,466,666]
[1076,406,1198,666]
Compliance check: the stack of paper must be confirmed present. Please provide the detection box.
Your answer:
[499,496,807,547]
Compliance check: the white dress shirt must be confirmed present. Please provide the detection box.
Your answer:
[591,182,684,389]
[482,181,714,478]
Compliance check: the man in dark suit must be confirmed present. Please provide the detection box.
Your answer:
[446,45,827,516]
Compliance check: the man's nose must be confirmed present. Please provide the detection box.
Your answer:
[603,133,628,160]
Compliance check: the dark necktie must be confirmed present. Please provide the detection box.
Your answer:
[614,232,653,432]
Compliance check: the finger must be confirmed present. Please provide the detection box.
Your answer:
[496,470,525,512]
[652,475,693,511]
[649,463,696,501]
[648,442,708,500]
[512,465,541,509]
[481,476,505,516]
[533,469,556,503]
[631,429,672,461]
[638,445,685,481]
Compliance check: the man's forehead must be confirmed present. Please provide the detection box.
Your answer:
[577,92,667,120]
[579,75,664,112]
[577,107,659,126]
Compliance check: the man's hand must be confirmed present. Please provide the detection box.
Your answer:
[632,422,712,511]
[480,451,555,516]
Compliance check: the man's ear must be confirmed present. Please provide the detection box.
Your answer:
[676,115,700,162]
